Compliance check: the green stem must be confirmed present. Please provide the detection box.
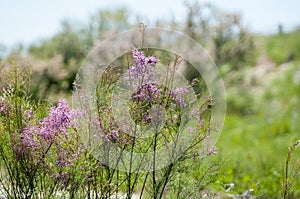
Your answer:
[152,127,159,198]
[282,140,300,199]
[139,173,149,199]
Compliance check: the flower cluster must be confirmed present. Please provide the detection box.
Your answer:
[17,99,80,153]
[128,49,191,126]
[55,147,71,167]
[106,129,119,142]
[166,85,191,108]
[39,99,74,140]
[132,83,163,103]
[129,48,158,81]
[207,146,218,156]
[129,49,190,108]
[51,172,70,186]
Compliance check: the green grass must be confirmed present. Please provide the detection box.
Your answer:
[214,63,300,197]
[217,114,298,196]
[264,28,300,65]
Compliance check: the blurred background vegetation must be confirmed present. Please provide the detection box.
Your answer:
[1,0,300,197]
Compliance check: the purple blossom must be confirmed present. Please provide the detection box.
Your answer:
[175,97,187,108]
[107,129,119,142]
[18,99,80,152]
[167,90,187,108]
[129,48,158,81]
[143,114,152,123]
[132,83,162,103]
[173,85,190,95]
[207,146,218,156]
[19,126,40,151]
[51,172,70,183]
[132,48,145,64]
[145,56,158,66]
[96,129,120,142]
[39,99,74,141]
[132,48,157,67]
[55,147,70,167]
[165,85,191,108]
[129,49,188,109]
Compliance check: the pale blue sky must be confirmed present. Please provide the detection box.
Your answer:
[0,0,299,50]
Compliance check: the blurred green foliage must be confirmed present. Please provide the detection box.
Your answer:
[217,63,300,197]
[29,21,87,64]
[184,1,257,69]
[20,7,133,100]
[266,28,300,65]
[1,3,257,101]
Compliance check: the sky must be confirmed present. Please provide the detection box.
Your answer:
[0,0,299,52]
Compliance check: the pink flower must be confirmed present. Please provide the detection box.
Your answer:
[207,146,218,156]
[18,99,81,152]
